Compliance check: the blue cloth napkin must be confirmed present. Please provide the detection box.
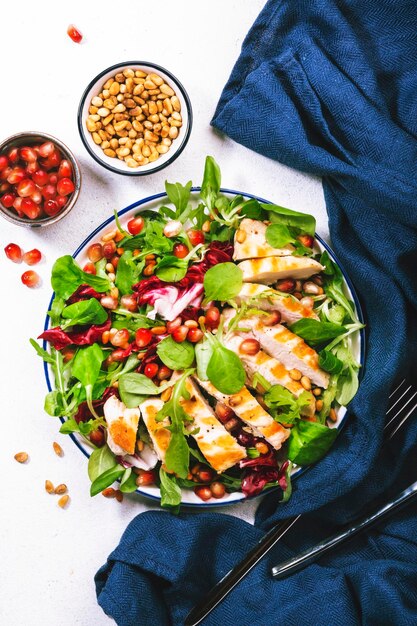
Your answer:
[96,1,417,623]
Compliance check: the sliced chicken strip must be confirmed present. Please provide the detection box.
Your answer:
[180,378,247,473]
[224,311,329,389]
[139,398,171,462]
[238,256,325,284]
[223,335,316,418]
[233,218,294,261]
[196,377,290,450]
[235,283,319,324]
[103,395,140,456]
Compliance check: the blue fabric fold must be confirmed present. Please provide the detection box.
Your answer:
[96,1,417,623]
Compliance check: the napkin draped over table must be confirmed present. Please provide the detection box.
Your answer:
[96,2,417,624]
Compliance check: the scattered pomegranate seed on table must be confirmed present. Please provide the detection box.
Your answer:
[21,270,41,288]
[67,24,83,43]
[4,243,22,263]
[22,248,42,265]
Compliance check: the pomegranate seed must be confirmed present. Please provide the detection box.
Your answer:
[172,325,189,342]
[8,147,20,164]
[49,174,58,184]
[239,338,260,355]
[67,24,83,43]
[17,178,36,198]
[21,270,41,288]
[0,182,10,192]
[87,242,103,262]
[21,198,41,219]
[13,197,23,213]
[56,177,74,196]
[102,240,116,259]
[62,346,76,363]
[42,149,61,170]
[42,184,57,200]
[31,189,43,205]
[32,169,49,186]
[4,243,23,263]
[110,254,120,268]
[166,317,182,333]
[58,159,72,178]
[275,278,296,293]
[0,167,12,181]
[20,146,38,162]
[110,328,130,348]
[7,167,26,185]
[215,401,234,423]
[38,141,55,158]
[173,243,189,259]
[44,199,60,216]
[56,195,67,209]
[187,327,204,343]
[135,469,156,487]
[187,229,205,246]
[120,294,138,312]
[111,348,128,362]
[23,248,42,266]
[194,486,212,502]
[144,362,159,379]
[1,192,16,208]
[0,155,9,170]
[100,296,118,309]
[127,216,145,235]
[197,468,214,483]
[210,482,226,499]
[297,234,314,248]
[262,311,281,326]
[89,429,105,447]
[135,327,152,348]
[25,161,38,175]
[157,365,173,380]
[205,306,220,328]
[83,262,96,274]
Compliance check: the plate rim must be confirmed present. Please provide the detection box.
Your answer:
[42,187,365,508]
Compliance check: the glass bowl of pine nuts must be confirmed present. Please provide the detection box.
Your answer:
[77,61,192,176]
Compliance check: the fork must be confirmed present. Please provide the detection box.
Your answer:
[184,378,417,626]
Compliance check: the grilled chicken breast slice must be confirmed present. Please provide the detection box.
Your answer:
[103,395,140,456]
[196,377,290,450]
[224,311,329,389]
[139,398,171,462]
[180,378,247,473]
[233,218,294,261]
[223,335,315,417]
[235,283,319,324]
[238,256,325,284]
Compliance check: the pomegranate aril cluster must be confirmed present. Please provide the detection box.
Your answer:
[0,142,75,220]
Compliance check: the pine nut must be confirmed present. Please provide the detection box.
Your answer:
[14,452,29,463]
[303,281,323,295]
[289,369,302,381]
[313,387,322,397]
[55,484,68,495]
[161,387,172,402]
[235,229,246,243]
[45,480,55,493]
[315,400,324,412]
[329,408,337,422]
[300,376,311,390]
[58,495,70,508]
[53,441,64,457]
[229,394,243,407]
[255,441,269,455]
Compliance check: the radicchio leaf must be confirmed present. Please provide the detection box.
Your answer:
[39,318,111,350]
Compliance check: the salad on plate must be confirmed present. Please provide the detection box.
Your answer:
[32,157,364,510]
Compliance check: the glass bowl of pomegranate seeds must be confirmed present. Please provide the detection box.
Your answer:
[77,61,192,176]
[0,131,81,227]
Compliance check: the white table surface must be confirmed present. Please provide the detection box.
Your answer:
[0,1,327,624]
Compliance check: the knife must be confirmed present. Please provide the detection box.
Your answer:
[184,514,301,626]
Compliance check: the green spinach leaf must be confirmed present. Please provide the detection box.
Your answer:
[318,350,344,375]
[51,255,110,301]
[206,336,245,395]
[116,250,140,295]
[119,372,162,408]
[90,465,125,496]
[120,468,139,493]
[201,155,221,210]
[159,467,182,512]
[71,344,104,419]
[156,335,195,370]
[289,319,346,346]
[263,204,316,236]
[265,224,296,249]
[195,339,214,381]
[203,262,243,303]
[155,255,188,282]
[88,445,117,482]
[288,420,338,465]
[61,298,107,329]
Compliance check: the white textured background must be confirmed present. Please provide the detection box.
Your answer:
[0,1,327,624]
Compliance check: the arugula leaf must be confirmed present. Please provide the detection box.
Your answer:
[48,297,65,326]
[51,255,110,300]
[156,335,195,370]
[71,344,104,419]
[263,204,316,236]
[159,467,182,512]
[165,180,192,221]
[155,255,188,282]
[265,224,296,249]
[60,298,107,329]
[336,367,359,406]
[156,371,192,478]
[119,372,162,408]
[206,335,245,395]
[288,420,338,465]
[320,251,356,321]
[318,350,344,375]
[195,339,213,381]
[264,386,312,424]
[203,262,243,303]
[90,465,125,496]
[30,338,55,365]
[201,155,221,210]
[289,319,347,346]
[116,250,141,295]
[88,445,117,482]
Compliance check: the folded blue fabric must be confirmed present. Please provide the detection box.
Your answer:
[96,1,417,623]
